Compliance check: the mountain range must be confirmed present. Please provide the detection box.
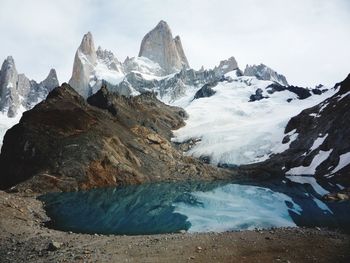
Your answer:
[0,20,349,192]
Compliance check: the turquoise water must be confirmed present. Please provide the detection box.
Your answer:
[39,178,350,235]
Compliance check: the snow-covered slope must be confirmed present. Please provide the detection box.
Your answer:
[0,106,25,148]
[172,73,334,166]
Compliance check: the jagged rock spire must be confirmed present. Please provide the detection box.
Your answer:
[244,64,289,86]
[69,32,97,98]
[79,32,97,61]
[138,20,189,74]
[0,56,20,117]
[214,57,239,76]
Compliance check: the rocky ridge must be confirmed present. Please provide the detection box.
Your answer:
[244,63,289,86]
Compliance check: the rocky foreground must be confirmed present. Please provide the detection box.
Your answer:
[1,190,349,263]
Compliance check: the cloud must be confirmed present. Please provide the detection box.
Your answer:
[0,0,349,86]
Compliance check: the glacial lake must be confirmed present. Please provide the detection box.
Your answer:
[39,177,350,235]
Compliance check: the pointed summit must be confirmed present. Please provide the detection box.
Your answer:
[155,20,171,30]
[47,68,58,80]
[3,56,15,67]
[138,20,189,74]
[40,68,59,91]
[69,32,97,98]
[0,56,20,116]
[79,32,96,60]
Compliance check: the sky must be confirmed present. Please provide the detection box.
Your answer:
[0,0,349,87]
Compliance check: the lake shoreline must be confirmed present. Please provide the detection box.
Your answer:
[1,190,349,263]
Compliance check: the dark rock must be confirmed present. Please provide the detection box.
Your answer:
[312,89,322,95]
[249,88,268,102]
[87,84,118,116]
[267,84,312,100]
[282,135,291,144]
[193,82,217,100]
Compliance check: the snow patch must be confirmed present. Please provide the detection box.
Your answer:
[0,105,26,149]
[309,134,327,152]
[286,150,332,175]
[329,152,350,174]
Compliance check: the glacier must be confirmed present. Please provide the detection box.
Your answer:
[171,74,336,166]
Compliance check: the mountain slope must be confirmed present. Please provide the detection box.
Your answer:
[257,74,350,184]
[0,84,231,192]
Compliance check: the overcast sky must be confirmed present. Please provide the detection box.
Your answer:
[0,0,349,87]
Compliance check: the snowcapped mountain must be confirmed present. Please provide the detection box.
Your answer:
[1,20,348,182]
[244,64,289,86]
[0,57,59,144]
[68,32,125,98]
[68,23,242,102]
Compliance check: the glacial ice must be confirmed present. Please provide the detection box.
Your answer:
[172,74,335,165]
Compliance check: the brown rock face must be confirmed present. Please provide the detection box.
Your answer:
[0,84,231,193]
[138,20,189,74]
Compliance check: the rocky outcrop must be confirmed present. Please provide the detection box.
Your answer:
[0,83,232,193]
[244,64,289,86]
[249,88,267,102]
[213,57,240,77]
[266,84,312,100]
[0,57,59,117]
[138,21,189,74]
[247,74,350,185]
[193,82,218,100]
